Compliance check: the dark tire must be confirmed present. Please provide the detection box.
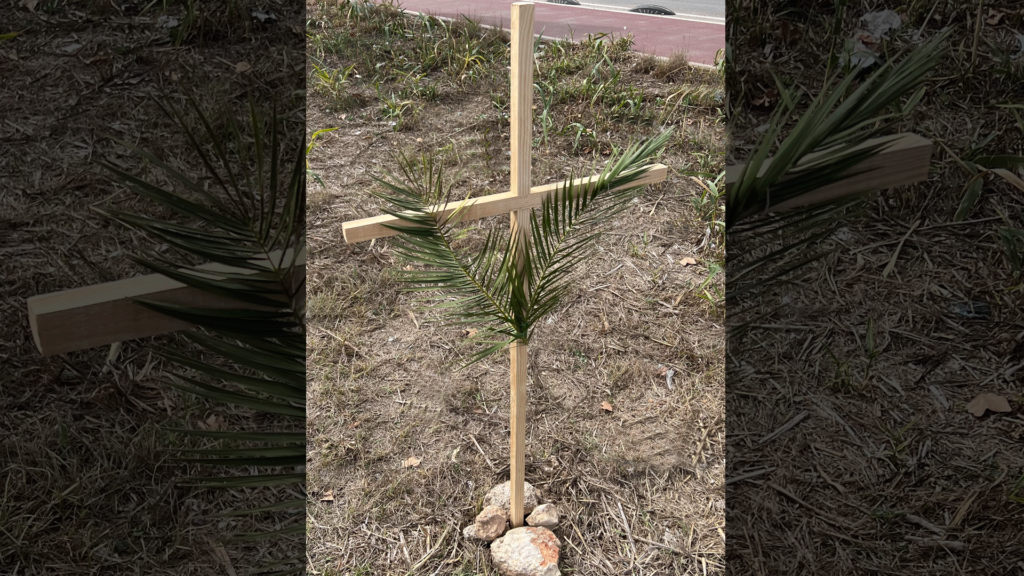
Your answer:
[629,5,676,15]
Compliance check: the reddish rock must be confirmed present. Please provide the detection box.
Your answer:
[490,526,561,576]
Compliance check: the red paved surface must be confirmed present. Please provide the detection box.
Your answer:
[386,0,724,65]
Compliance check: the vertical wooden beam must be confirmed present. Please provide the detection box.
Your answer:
[508,1,534,529]
[509,339,528,527]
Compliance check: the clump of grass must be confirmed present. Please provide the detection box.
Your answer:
[654,51,690,82]
[398,70,440,101]
[310,58,363,111]
[691,172,725,226]
[633,53,660,74]
[577,32,634,64]
[315,0,509,87]
[377,90,419,131]
[157,0,259,46]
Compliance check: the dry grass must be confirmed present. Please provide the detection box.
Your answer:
[306,1,725,574]
[653,52,692,82]
[0,1,303,573]
[727,1,1024,573]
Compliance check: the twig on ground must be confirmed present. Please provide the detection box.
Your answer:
[904,535,966,551]
[468,434,496,470]
[725,466,776,485]
[406,525,451,575]
[757,411,807,445]
[614,499,638,558]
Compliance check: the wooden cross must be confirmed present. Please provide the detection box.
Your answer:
[341,4,934,528]
[724,133,933,211]
[341,2,668,527]
[27,249,305,356]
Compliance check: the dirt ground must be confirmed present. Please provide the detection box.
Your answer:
[726,1,1024,574]
[0,1,303,573]
[305,1,725,574]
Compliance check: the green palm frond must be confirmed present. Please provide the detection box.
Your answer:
[523,131,674,329]
[729,29,950,225]
[370,129,672,365]
[727,30,950,312]
[97,96,305,575]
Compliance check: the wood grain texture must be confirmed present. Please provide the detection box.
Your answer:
[508,2,533,530]
[509,339,528,528]
[341,164,668,244]
[509,2,535,247]
[725,133,932,211]
[28,249,304,356]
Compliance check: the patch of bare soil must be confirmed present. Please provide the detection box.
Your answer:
[727,1,1024,574]
[0,1,303,573]
[305,1,725,574]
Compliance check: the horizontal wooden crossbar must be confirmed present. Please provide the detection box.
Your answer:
[725,133,932,211]
[27,249,305,356]
[342,164,669,244]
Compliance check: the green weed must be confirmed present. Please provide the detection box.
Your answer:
[310,59,359,110]
[690,172,725,231]
[375,84,418,131]
[307,126,339,188]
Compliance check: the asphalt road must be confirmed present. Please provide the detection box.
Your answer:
[390,0,725,63]
[573,0,724,20]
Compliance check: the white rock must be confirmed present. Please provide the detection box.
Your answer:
[463,505,507,541]
[484,481,540,517]
[491,527,561,576]
[526,503,558,528]
[860,10,901,38]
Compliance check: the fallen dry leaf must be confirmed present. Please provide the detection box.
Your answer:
[967,393,1011,417]
[463,328,478,338]
[601,401,613,412]
[986,9,1004,25]
[235,61,252,73]
[347,421,360,429]
[201,413,224,431]
[402,456,422,468]
[320,489,334,502]
[751,88,778,108]
[681,257,698,267]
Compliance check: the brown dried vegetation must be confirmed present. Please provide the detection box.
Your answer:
[306,1,725,574]
[0,0,303,573]
[727,1,1024,574]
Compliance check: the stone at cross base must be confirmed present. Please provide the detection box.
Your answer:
[484,481,541,516]
[491,526,561,576]
[463,505,509,541]
[525,503,558,528]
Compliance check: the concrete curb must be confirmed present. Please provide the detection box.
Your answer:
[391,8,722,71]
